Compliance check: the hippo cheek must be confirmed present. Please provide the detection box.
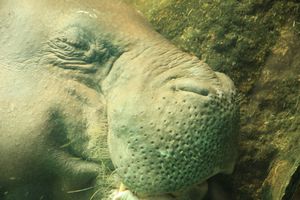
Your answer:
[107,84,238,196]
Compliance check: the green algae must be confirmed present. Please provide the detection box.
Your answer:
[127,0,300,92]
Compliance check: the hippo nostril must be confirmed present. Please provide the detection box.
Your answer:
[182,86,209,96]
[171,80,210,96]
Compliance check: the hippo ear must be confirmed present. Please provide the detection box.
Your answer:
[46,26,122,74]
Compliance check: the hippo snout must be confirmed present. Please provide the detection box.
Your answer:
[105,50,238,196]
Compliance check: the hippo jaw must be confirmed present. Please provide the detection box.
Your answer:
[103,43,239,196]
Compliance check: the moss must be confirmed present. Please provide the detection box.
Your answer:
[128,0,300,93]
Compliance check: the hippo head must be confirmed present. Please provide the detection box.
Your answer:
[0,0,238,199]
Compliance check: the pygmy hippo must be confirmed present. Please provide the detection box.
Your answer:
[0,0,239,199]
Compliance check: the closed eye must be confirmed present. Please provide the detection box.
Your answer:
[45,25,123,74]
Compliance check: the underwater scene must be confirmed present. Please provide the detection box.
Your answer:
[0,0,299,199]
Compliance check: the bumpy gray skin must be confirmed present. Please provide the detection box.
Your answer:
[0,0,239,199]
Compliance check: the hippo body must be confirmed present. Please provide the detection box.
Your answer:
[0,1,239,199]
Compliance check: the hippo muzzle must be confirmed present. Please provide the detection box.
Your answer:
[104,43,238,196]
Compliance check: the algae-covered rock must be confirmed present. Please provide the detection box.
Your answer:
[126,0,300,92]
[125,0,300,199]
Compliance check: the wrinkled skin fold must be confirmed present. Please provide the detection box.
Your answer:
[0,0,239,199]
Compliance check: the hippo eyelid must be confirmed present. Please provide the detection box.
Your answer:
[60,35,90,51]
[54,37,89,50]
[47,38,95,60]
[46,30,123,75]
[48,40,85,57]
